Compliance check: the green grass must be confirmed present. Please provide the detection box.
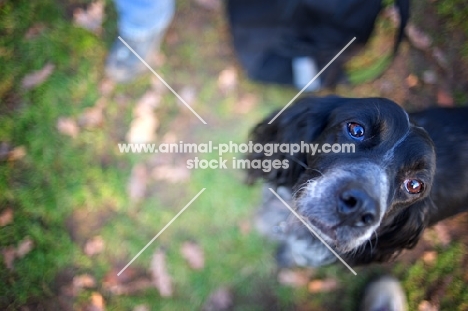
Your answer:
[1,0,468,310]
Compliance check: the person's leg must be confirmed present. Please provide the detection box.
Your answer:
[106,0,175,83]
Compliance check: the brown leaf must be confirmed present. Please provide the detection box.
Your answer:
[1,246,16,270]
[0,208,13,226]
[133,305,150,311]
[202,287,233,311]
[308,278,339,293]
[406,74,418,88]
[433,223,451,246]
[86,292,105,311]
[422,251,437,265]
[179,86,197,107]
[78,105,104,129]
[73,1,105,34]
[134,90,161,117]
[103,266,141,292]
[99,79,115,97]
[406,24,432,50]
[152,165,190,183]
[126,115,158,144]
[437,88,454,107]
[8,146,27,161]
[24,23,46,39]
[194,0,221,11]
[105,278,153,295]
[57,117,79,138]
[128,163,148,203]
[150,248,173,297]
[84,236,105,256]
[418,300,438,311]
[277,269,310,287]
[73,274,96,289]
[233,94,257,114]
[21,63,55,89]
[218,67,238,92]
[180,241,205,270]
[16,237,34,258]
[422,70,437,85]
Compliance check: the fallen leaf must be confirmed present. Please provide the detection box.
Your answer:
[133,90,161,117]
[73,274,96,289]
[179,86,197,107]
[432,48,448,70]
[152,165,190,183]
[437,88,454,107]
[418,300,438,311]
[180,241,204,270]
[126,114,158,143]
[128,163,148,203]
[308,278,339,293]
[1,246,16,270]
[99,79,115,97]
[202,287,233,311]
[78,105,104,128]
[432,223,451,246]
[133,305,150,311]
[84,236,105,256]
[218,67,238,92]
[277,269,309,287]
[87,292,105,311]
[150,248,173,297]
[8,146,27,161]
[422,70,437,85]
[422,251,437,265]
[103,266,141,290]
[105,278,153,295]
[24,23,46,39]
[73,0,105,34]
[57,117,79,138]
[161,132,178,144]
[151,76,168,94]
[194,0,221,11]
[16,237,34,258]
[233,94,257,114]
[406,24,432,50]
[21,63,55,89]
[0,208,13,226]
[406,74,418,88]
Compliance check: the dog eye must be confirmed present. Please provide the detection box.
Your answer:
[404,179,424,194]
[347,122,365,140]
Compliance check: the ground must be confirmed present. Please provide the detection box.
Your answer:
[1,0,468,310]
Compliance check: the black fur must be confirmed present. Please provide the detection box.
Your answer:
[247,96,468,266]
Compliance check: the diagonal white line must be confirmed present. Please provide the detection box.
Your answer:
[268,188,357,275]
[118,36,207,125]
[268,37,356,124]
[117,188,206,276]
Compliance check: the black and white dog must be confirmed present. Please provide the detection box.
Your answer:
[247,97,468,267]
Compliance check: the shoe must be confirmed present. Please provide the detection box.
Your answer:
[361,276,408,311]
[292,56,321,92]
[105,31,164,83]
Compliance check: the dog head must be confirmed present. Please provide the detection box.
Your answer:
[248,97,436,264]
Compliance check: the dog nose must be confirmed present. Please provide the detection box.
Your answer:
[338,189,379,227]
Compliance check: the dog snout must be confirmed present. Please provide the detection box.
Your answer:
[338,189,379,227]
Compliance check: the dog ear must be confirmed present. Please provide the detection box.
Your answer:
[246,96,344,187]
[346,198,434,265]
